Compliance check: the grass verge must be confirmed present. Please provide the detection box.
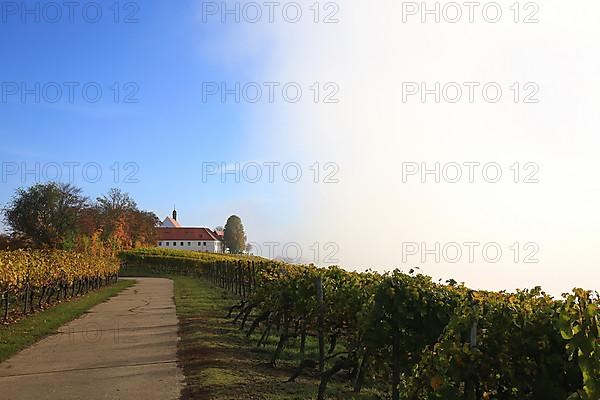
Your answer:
[0,279,135,362]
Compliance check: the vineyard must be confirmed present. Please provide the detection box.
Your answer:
[123,248,599,400]
[0,250,120,322]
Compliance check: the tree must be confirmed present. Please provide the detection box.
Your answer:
[0,233,32,250]
[92,188,158,249]
[96,188,137,213]
[3,185,158,252]
[3,182,87,248]
[95,188,136,240]
[224,215,246,254]
[127,210,159,247]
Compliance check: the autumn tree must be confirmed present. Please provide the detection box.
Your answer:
[2,185,158,251]
[93,188,158,250]
[95,188,136,241]
[127,210,159,247]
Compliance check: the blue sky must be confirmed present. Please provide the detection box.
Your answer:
[0,1,288,232]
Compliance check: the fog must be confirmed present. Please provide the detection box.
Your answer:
[199,0,600,297]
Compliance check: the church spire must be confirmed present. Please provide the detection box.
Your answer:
[172,206,177,221]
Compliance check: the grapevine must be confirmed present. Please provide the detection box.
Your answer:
[0,250,120,321]
[122,248,599,399]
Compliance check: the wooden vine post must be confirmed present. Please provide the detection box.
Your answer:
[2,291,9,322]
[316,277,325,374]
[246,261,252,295]
[392,305,401,400]
[465,292,479,400]
[470,321,478,348]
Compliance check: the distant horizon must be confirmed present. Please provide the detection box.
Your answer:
[0,176,597,298]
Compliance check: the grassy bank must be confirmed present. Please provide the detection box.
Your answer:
[0,279,135,362]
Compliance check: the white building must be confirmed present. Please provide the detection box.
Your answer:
[156,209,224,253]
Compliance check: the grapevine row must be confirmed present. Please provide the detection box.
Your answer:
[0,250,120,321]
[122,248,599,400]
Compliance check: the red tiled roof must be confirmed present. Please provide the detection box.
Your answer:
[156,228,221,241]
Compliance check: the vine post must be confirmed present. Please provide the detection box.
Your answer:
[465,293,479,400]
[392,311,401,400]
[316,276,325,374]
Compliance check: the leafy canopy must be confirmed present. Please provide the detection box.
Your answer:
[224,215,246,254]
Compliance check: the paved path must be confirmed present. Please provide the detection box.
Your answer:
[0,278,184,400]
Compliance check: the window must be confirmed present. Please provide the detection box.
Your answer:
[173,242,177,246]
[158,242,162,246]
[188,242,191,246]
[203,242,206,246]
[166,242,169,246]
[198,242,201,246]
[181,242,184,246]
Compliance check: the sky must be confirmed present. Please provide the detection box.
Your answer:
[1,0,599,296]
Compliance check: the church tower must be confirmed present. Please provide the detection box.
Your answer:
[172,207,177,221]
